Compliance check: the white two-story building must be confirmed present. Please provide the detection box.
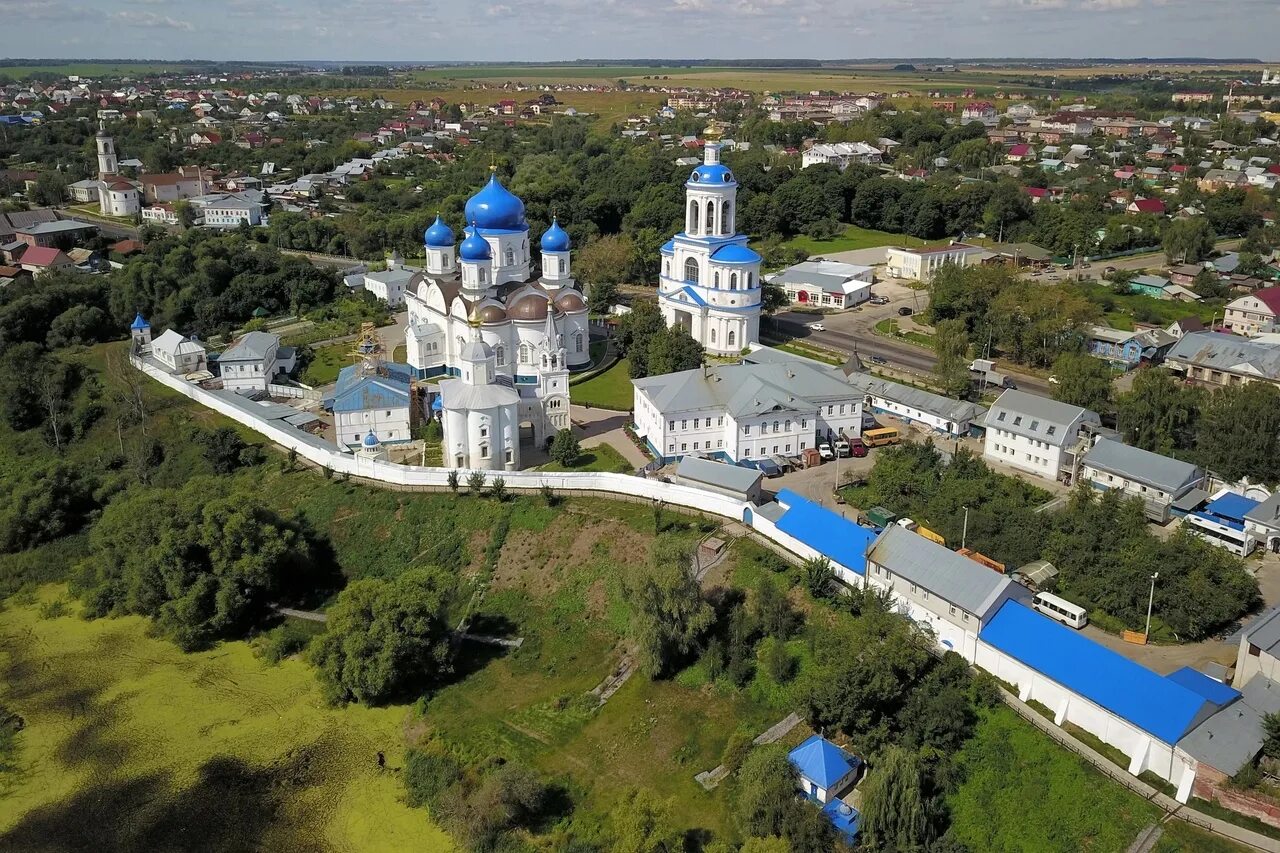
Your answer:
[217,330,297,393]
[632,350,864,465]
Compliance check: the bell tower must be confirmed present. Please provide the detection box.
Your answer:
[96,122,118,179]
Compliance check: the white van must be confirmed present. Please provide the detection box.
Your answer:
[1033,592,1088,629]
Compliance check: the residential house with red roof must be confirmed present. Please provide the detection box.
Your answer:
[1225,287,1280,336]
[18,245,73,275]
[1005,143,1034,162]
[1127,197,1166,216]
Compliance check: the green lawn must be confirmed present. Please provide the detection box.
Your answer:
[765,340,845,366]
[570,358,634,410]
[0,586,444,851]
[874,318,936,349]
[539,443,633,473]
[775,224,936,257]
[301,342,356,386]
[1071,281,1221,330]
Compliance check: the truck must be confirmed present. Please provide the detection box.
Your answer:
[833,437,851,458]
[817,442,835,461]
[958,547,1006,574]
[969,358,995,375]
[896,518,947,546]
[865,506,897,529]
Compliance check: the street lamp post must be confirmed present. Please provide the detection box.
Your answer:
[962,506,970,551]
[1145,572,1159,638]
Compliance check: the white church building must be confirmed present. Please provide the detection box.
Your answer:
[658,142,762,356]
[403,172,586,450]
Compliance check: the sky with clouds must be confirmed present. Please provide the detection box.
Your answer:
[2,0,1276,63]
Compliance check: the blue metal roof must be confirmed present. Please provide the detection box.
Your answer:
[688,163,735,186]
[775,489,876,576]
[1190,510,1245,531]
[539,218,570,252]
[1166,666,1240,707]
[130,312,150,330]
[459,226,491,261]
[464,173,526,231]
[330,363,412,414]
[1204,492,1260,523]
[660,239,675,254]
[979,600,1212,743]
[821,799,861,841]
[711,243,761,265]
[423,215,455,247]
[788,735,858,789]
[362,431,380,447]
[677,285,708,308]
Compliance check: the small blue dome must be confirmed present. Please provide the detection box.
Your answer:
[423,215,454,248]
[459,227,492,262]
[130,312,149,330]
[688,163,735,186]
[464,172,526,231]
[711,243,761,264]
[362,431,380,448]
[540,218,570,253]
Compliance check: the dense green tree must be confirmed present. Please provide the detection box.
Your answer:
[1196,383,1280,484]
[549,428,581,466]
[616,300,666,378]
[860,746,930,852]
[602,788,685,853]
[733,744,800,839]
[646,325,704,374]
[0,463,97,553]
[1162,216,1216,263]
[754,574,800,639]
[310,568,454,704]
[575,233,633,302]
[625,538,714,677]
[1114,368,1203,455]
[73,482,307,650]
[932,318,973,399]
[1050,352,1114,412]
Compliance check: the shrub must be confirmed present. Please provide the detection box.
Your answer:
[404,747,463,809]
[549,429,581,467]
[466,470,486,495]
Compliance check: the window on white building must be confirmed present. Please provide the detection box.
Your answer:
[710,328,717,344]
[684,258,699,284]
[681,420,687,430]
[480,443,490,459]
[728,330,735,347]
[743,425,751,435]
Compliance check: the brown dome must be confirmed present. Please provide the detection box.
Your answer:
[508,294,549,321]
[475,302,508,323]
[555,291,586,312]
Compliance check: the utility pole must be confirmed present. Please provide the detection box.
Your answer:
[1145,572,1160,638]
[962,506,970,550]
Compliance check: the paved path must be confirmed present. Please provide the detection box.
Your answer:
[570,404,649,469]
[1125,823,1164,853]
[275,606,327,622]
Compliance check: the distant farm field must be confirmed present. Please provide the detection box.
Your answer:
[331,85,665,129]
[0,63,199,80]
[0,587,445,851]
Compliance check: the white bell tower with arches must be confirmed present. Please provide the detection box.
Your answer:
[658,142,762,357]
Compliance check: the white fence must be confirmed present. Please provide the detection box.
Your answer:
[267,382,322,401]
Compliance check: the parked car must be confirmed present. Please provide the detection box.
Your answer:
[849,437,868,458]
[870,355,887,365]
[1001,376,1018,390]
[809,322,826,332]
[817,442,835,461]
[1104,266,1117,274]
[898,306,913,316]
[869,295,890,305]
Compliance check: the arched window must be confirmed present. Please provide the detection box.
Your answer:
[479,423,489,438]
[479,442,490,459]
[495,344,506,366]
[728,330,736,347]
[456,335,465,351]
[730,272,738,290]
[684,258,699,284]
[713,271,720,288]
[663,260,670,277]
[746,271,753,288]
[721,202,731,234]
[688,201,700,234]
[710,328,717,344]
[705,200,715,235]
[478,268,487,284]
[505,248,514,266]
[519,343,530,364]
[574,332,584,353]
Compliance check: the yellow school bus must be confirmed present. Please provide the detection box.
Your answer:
[862,427,900,447]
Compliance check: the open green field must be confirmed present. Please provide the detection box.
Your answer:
[539,442,633,473]
[570,357,634,410]
[300,341,357,385]
[0,586,444,851]
[1070,280,1221,330]
[333,85,665,130]
[770,224,937,259]
[875,318,936,349]
[0,62,199,81]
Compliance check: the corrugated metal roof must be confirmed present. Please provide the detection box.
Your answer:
[676,456,761,493]
[220,331,279,363]
[775,489,876,576]
[986,389,1095,448]
[1165,666,1240,707]
[1082,438,1202,494]
[1167,331,1280,381]
[846,372,987,425]
[867,524,1013,620]
[789,735,857,789]
[980,600,1213,744]
[633,359,860,419]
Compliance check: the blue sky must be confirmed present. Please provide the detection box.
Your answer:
[2,0,1276,63]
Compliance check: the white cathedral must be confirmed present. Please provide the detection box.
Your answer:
[404,170,588,470]
[658,142,762,356]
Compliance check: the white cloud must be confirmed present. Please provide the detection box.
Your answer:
[112,9,195,29]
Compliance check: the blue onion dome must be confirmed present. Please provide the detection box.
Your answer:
[688,162,735,185]
[423,215,454,248]
[130,312,149,330]
[459,226,492,261]
[540,218,570,252]
[362,431,380,447]
[464,172,527,231]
